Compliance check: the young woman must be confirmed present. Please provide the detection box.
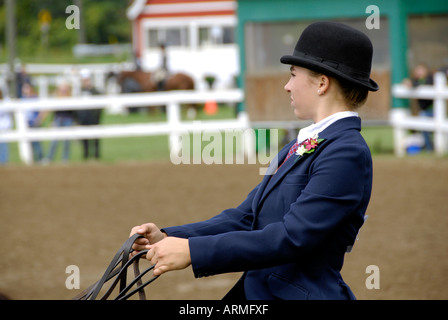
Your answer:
[130,21,379,300]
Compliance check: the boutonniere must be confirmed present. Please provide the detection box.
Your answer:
[295,134,325,161]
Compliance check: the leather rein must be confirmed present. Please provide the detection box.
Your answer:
[73,234,158,300]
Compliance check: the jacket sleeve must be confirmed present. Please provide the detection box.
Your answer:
[188,143,372,277]
[161,182,260,238]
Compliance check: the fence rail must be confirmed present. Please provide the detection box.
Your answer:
[0,89,248,165]
[391,71,448,157]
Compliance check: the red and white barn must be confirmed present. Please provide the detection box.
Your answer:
[127,0,239,89]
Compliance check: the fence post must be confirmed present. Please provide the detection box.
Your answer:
[38,75,48,98]
[94,70,105,93]
[390,108,407,157]
[14,103,33,164]
[433,72,447,156]
[71,73,81,96]
[167,101,181,156]
[238,112,255,160]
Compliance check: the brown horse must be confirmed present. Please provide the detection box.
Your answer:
[116,70,194,93]
[116,70,197,115]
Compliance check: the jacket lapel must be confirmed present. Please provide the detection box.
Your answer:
[251,139,308,213]
[259,142,309,204]
[251,140,291,214]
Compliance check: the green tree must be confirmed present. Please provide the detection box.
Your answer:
[83,0,131,44]
[1,0,131,61]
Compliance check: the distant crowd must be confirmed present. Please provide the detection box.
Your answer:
[0,67,103,165]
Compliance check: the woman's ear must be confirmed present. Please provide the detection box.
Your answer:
[317,74,330,95]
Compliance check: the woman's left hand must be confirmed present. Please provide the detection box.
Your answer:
[146,237,191,276]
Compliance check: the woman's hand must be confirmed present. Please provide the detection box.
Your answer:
[129,223,167,256]
[129,223,191,275]
[147,237,191,276]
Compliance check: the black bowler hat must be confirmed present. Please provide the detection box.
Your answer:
[280,21,379,91]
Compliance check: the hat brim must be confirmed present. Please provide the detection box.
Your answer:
[280,55,379,91]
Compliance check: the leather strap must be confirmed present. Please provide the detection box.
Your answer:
[73,234,159,300]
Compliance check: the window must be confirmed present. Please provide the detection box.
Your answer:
[148,27,190,48]
[222,27,235,44]
[199,26,235,46]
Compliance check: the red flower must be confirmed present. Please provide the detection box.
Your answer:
[295,135,325,158]
[304,138,319,151]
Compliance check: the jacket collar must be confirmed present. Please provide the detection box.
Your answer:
[296,111,358,144]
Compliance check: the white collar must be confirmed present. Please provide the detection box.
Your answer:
[297,111,359,144]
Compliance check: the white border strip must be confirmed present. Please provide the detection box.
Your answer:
[143,1,236,15]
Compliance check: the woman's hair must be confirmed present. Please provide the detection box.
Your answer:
[336,78,369,109]
[307,70,369,109]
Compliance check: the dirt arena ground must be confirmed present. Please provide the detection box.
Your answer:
[1,156,447,300]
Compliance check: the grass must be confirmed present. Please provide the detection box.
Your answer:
[3,105,398,166]
[0,46,131,65]
[361,126,395,155]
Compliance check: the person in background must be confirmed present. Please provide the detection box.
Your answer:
[22,83,44,163]
[45,80,75,163]
[76,69,102,160]
[438,65,448,80]
[403,63,434,151]
[16,64,31,98]
[154,43,169,91]
[0,90,13,165]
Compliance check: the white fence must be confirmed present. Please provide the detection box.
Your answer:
[0,89,248,165]
[0,62,132,98]
[391,72,448,157]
